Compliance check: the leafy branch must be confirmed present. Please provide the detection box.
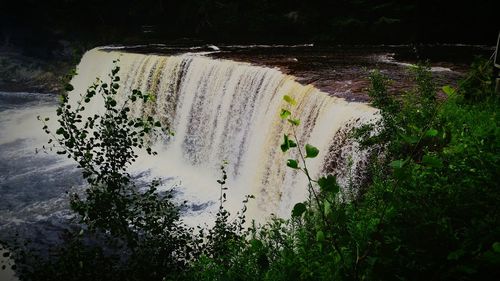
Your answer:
[280,94,344,262]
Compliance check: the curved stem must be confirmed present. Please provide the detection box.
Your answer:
[292,127,345,262]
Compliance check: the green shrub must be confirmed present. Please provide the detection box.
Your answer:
[6,58,500,281]
[14,62,195,281]
[192,61,500,281]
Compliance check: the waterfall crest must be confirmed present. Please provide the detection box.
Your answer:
[70,48,377,222]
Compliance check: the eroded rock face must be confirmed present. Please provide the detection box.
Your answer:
[320,117,382,199]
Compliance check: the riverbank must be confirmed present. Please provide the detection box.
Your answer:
[0,49,75,94]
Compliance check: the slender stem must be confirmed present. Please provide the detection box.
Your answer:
[292,127,345,262]
[292,128,319,206]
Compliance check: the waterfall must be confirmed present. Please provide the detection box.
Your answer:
[69,48,377,224]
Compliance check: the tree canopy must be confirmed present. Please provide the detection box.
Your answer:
[1,0,498,54]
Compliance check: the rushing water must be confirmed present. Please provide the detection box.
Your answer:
[0,91,81,265]
[0,47,378,258]
[70,48,377,223]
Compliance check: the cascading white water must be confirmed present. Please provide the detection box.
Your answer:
[70,48,377,224]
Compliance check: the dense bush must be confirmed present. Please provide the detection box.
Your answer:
[10,62,196,281]
[183,60,500,281]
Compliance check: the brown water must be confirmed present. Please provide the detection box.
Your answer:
[111,44,495,101]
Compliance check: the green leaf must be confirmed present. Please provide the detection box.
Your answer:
[281,134,290,152]
[280,135,297,152]
[280,109,291,119]
[400,133,419,144]
[317,175,339,194]
[109,99,117,107]
[316,230,325,242]
[324,201,332,216]
[65,83,74,91]
[442,85,456,96]
[56,128,66,135]
[425,128,438,137]
[493,242,500,253]
[286,159,299,169]
[288,118,300,126]
[447,249,465,261]
[250,239,263,249]
[58,95,66,104]
[283,95,297,105]
[305,144,319,158]
[292,202,306,217]
[382,191,393,202]
[390,159,405,169]
[112,66,120,76]
[422,155,443,168]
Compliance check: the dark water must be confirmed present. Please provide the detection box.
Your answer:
[0,91,201,252]
[0,92,81,250]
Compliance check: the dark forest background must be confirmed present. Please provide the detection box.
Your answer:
[1,0,498,57]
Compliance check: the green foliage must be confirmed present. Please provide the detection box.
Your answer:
[317,175,339,194]
[279,109,291,119]
[304,144,319,158]
[40,62,175,238]
[9,0,496,48]
[25,62,194,281]
[458,58,495,102]
[187,163,258,281]
[291,202,307,218]
[183,60,500,281]
[280,134,297,152]
[286,159,299,169]
[283,95,297,106]
[349,61,500,280]
[9,59,500,281]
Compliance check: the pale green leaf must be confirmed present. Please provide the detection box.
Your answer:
[288,118,300,126]
[280,109,291,119]
[283,95,297,105]
[442,85,456,96]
